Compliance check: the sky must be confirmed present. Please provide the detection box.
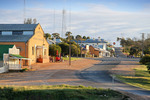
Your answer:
[0,0,150,46]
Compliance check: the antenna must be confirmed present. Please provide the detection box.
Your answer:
[61,0,67,38]
[62,9,66,38]
[69,0,72,31]
[53,9,55,32]
[24,0,26,23]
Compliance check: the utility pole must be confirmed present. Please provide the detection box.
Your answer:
[142,33,145,57]
[81,39,82,57]
[66,31,72,66]
[77,40,78,58]
[69,33,72,66]
[69,40,71,65]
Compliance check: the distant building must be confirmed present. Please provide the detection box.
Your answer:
[89,45,101,57]
[73,38,110,57]
[47,38,62,44]
[0,24,49,65]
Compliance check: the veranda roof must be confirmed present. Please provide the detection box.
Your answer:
[9,54,30,60]
[10,54,25,58]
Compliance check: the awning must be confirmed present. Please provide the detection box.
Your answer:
[107,47,113,50]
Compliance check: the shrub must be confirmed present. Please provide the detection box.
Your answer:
[49,44,61,56]
[139,55,150,64]
[147,64,150,74]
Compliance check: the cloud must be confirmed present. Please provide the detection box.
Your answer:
[0,4,150,46]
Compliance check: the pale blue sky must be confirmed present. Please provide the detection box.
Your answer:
[0,0,148,11]
[0,0,150,46]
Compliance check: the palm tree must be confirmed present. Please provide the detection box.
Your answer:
[65,31,72,65]
[52,33,60,39]
[52,33,60,44]
[65,31,72,41]
[44,33,51,39]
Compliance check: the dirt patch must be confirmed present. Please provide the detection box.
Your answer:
[110,61,141,76]
[0,59,100,86]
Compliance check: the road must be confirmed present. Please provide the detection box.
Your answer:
[78,47,150,99]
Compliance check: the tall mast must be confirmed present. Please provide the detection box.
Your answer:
[53,9,56,32]
[24,0,26,23]
[62,9,66,38]
[61,0,67,38]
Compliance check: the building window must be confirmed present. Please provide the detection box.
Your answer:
[0,31,2,35]
[12,31,23,35]
[44,49,46,55]
[32,47,34,55]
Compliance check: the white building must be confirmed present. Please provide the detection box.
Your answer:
[74,38,110,57]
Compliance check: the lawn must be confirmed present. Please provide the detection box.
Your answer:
[62,57,82,61]
[116,65,150,90]
[0,85,129,100]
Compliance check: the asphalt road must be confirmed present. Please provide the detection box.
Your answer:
[78,47,150,99]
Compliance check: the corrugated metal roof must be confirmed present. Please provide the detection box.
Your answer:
[73,39,107,43]
[0,24,38,31]
[0,35,33,42]
[56,39,62,43]
[0,45,14,60]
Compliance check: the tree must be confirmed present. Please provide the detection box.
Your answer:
[130,46,140,56]
[71,44,80,56]
[58,42,69,56]
[66,35,74,40]
[49,44,61,56]
[52,33,60,39]
[24,18,37,24]
[44,33,51,39]
[76,35,82,40]
[33,18,37,24]
[117,37,120,41]
[76,35,82,57]
[82,36,87,40]
[65,31,72,41]
[65,31,72,65]
[87,36,90,39]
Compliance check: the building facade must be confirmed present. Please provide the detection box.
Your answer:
[73,38,110,57]
[0,24,49,64]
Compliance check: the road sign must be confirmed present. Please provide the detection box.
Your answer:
[113,42,116,45]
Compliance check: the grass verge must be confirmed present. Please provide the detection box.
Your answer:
[0,84,129,100]
[62,57,82,61]
[116,65,150,90]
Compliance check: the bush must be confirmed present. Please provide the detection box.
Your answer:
[49,44,61,56]
[139,55,150,64]
[147,64,150,74]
